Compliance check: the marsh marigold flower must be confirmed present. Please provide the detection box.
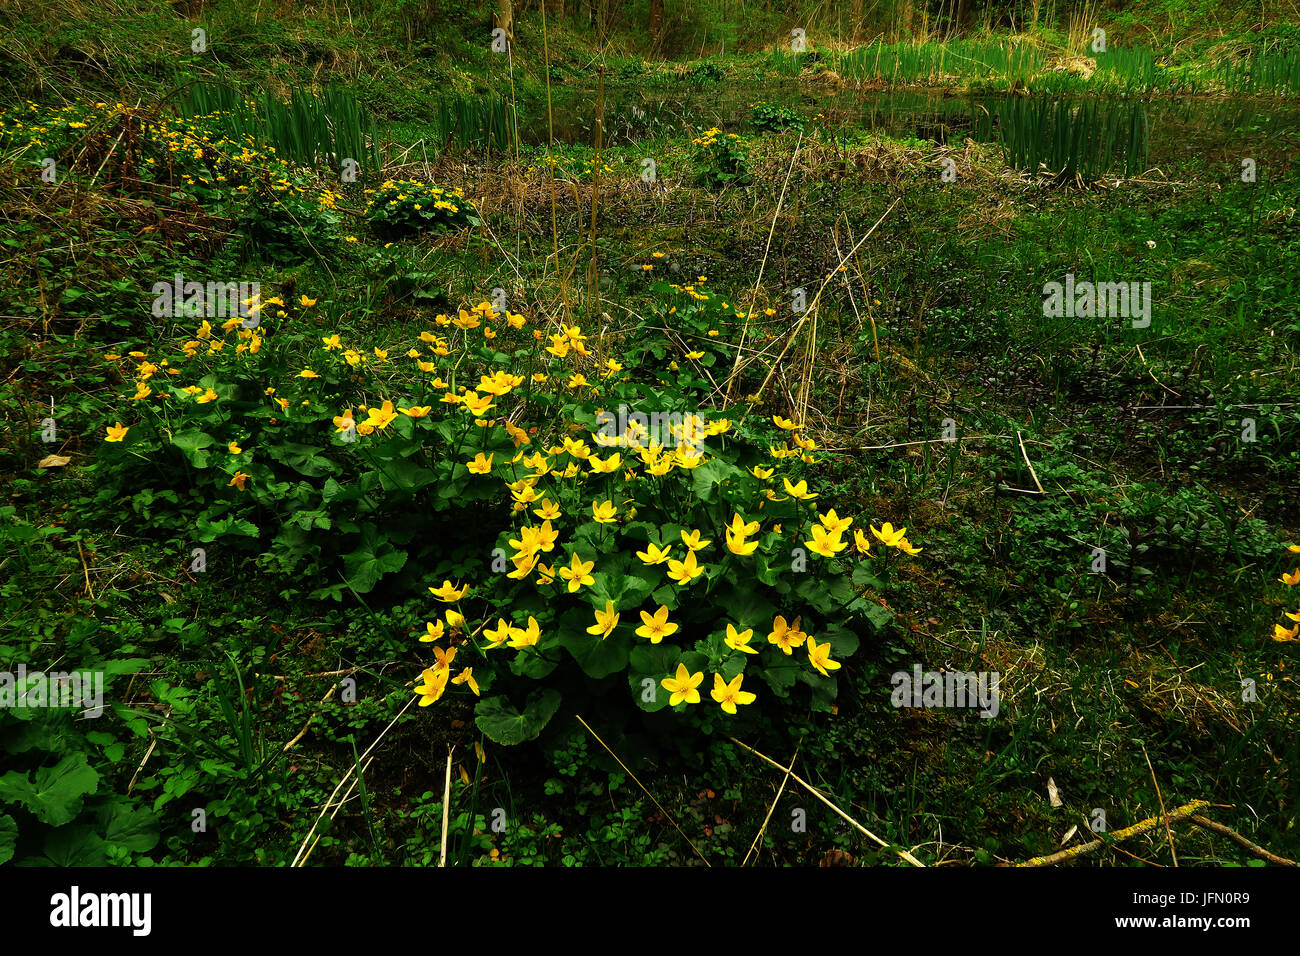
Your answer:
[662,663,704,706]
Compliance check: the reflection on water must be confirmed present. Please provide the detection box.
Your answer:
[520,82,1299,169]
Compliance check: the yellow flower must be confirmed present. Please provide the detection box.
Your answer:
[750,465,774,480]
[782,478,817,500]
[533,499,562,520]
[853,529,872,555]
[805,524,847,558]
[871,522,907,548]
[483,618,513,648]
[363,400,398,431]
[1281,569,1300,586]
[680,529,711,552]
[587,600,620,639]
[428,580,468,602]
[896,537,923,556]
[298,369,319,379]
[196,388,219,404]
[467,452,494,474]
[445,609,466,631]
[661,663,704,706]
[773,415,802,430]
[807,635,841,676]
[558,553,596,592]
[431,645,458,670]
[229,472,250,491]
[451,668,480,696]
[421,620,446,643]
[462,391,495,417]
[635,605,679,643]
[711,672,756,714]
[666,550,705,586]
[637,542,673,565]
[589,452,622,474]
[508,616,542,649]
[399,405,431,418]
[1271,622,1300,643]
[414,667,449,706]
[333,409,356,435]
[105,422,129,442]
[591,500,618,524]
[299,294,317,307]
[723,623,757,654]
[725,513,761,556]
[227,441,243,455]
[322,333,342,350]
[818,509,853,534]
[768,615,807,654]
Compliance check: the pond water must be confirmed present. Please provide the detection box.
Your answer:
[523,80,1300,171]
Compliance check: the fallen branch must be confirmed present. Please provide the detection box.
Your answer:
[1188,815,1299,867]
[1017,800,1210,867]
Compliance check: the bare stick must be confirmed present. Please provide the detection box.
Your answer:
[292,694,417,866]
[1140,741,1178,866]
[578,715,711,866]
[729,737,925,867]
[726,130,804,402]
[439,746,454,868]
[743,743,800,866]
[1188,815,1299,867]
[1017,430,1046,495]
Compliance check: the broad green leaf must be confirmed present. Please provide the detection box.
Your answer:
[556,608,631,679]
[628,644,681,713]
[170,429,214,468]
[98,798,160,853]
[0,813,15,865]
[474,689,562,746]
[39,824,109,867]
[343,526,408,593]
[690,458,745,503]
[9,754,100,826]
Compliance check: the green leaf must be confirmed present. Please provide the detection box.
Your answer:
[343,525,408,594]
[509,648,559,680]
[474,689,562,746]
[376,458,437,494]
[268,442,337,478]
[690,458,745,503]
[819,622,861,659]
[758,655,801,698]
[847,596,893,632]
[98,798,160,853]
[556,608,631,679]
[628,644,681,713]
[714,581,778,630]
[1,754,100,826]
[195,515,260,543]
[171,429,214,468]
[39,824,109,867]
[0,814,14,864]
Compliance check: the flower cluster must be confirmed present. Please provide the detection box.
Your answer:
[365,179,479,236]
[97,281,919,743]
[1271,540,1300,643]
